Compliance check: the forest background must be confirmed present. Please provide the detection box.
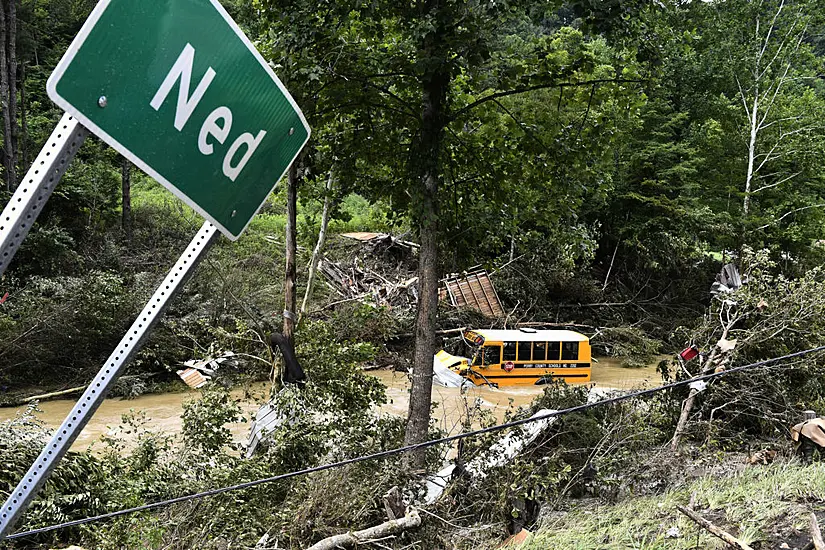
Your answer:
[3,0,825,548]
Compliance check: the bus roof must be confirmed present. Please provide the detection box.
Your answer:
[467,329,589,343]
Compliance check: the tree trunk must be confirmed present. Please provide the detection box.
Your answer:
[671,344,723,450]
[0,0,10,191]
[743,84,759,216]
[6,0,16,190]
[403,54,450,470]
[121,157,132,241]
[18,60,25,167]
[306,510,421,550]
[283,160,299,347]
[301,170,335,317]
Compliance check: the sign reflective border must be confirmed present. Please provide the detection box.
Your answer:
[47,0,310,240]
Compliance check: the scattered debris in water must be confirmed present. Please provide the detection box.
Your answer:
[176,351,236,388]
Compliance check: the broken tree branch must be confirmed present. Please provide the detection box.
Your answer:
[306,509,422,550]
[757,203,825,230]
[10,385,87,406]
[676,505,754,550]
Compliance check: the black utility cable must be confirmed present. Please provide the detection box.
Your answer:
[7,344,825,541]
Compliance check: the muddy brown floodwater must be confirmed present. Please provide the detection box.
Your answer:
[372,356,664,434]
[0,357,664,451]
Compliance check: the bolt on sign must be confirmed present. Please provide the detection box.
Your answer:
[47,0,311,240]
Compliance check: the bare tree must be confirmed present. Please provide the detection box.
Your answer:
[728,0,815,217]
[301,170,336,316]
[671,249,825,448]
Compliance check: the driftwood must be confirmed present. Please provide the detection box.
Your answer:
[9,385,86,406]
[306,509,421,550]
[517,321,598,330]
[676,505,754,550]
[811,512,825,550]
[318,259,419,310]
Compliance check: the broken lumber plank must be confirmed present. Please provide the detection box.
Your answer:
[812,512,825,550]
[676,505,754,550]
[17,385,86,404]
[306,509,421,550]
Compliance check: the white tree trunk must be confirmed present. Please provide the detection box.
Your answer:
[301,171,335,316]
[307,510,422,550]
[743,86,759,215]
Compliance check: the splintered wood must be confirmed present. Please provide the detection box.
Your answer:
[319,258,418,309]
[319,235,504,318]
[440,269,504,318]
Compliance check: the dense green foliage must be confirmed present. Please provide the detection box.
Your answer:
[2,0,825,547]
[2,0,825,384]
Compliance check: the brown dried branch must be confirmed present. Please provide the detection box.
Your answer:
[676,505,754,550]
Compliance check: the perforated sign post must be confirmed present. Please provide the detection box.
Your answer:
[0,0,309,539]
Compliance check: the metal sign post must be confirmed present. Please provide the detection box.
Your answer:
[0,221,220,538]
[0,113,88,278]
[0,0,311,539]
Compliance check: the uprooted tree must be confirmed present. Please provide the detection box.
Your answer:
[671,248,825,449]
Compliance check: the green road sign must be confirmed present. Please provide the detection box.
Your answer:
[47,0,310,240]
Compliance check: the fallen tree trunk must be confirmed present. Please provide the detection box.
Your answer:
[306,509,421,550]
[19,385,86,404]
[676,505,754,550]
[671,339,726,450]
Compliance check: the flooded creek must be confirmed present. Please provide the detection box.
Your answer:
[0,357,663,451]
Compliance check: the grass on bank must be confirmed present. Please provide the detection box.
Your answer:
[524,459,825,550]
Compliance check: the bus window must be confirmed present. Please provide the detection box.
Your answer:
[484,346,501,366]
[472,351,483,366]
[503,342,517,361]
[562,341,579,360]
[533,342,547,361]
[517,342,531,361]
[548,342,561,360]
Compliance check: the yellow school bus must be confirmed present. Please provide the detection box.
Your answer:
[435,328,591,387]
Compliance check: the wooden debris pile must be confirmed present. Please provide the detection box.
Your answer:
[341,232,419,253]
[319,258,418,309]
[319,235,506,318]
[318,233,420,310]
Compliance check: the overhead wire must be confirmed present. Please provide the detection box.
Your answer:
[6,344,825,541]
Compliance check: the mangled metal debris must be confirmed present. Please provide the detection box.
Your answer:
[432,351,473,388]
[176,351,237,388]
[440,269,505,318]
[711,263,746,295]
[425,408,557,503]
[245,392,287,458]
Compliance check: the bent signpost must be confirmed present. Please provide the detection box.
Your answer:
[0,0,309,539]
